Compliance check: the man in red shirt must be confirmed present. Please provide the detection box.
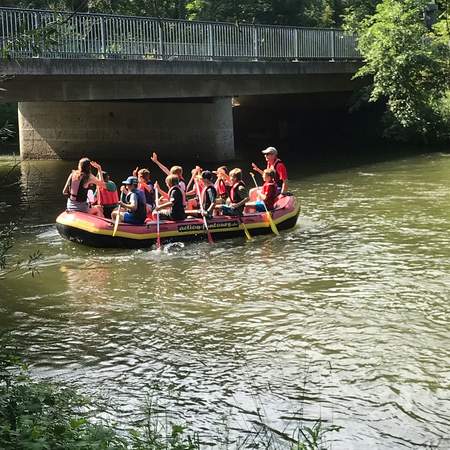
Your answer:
[251,146,288,194]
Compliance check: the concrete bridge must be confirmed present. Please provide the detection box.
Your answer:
[0,7,362,160]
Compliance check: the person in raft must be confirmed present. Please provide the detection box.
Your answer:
[111,176,147,225]
[247,168,278,212]
[150,153,187,204]
[133,167,155,212]
[214,166,231,203]
[187,170,217,219]
[95,172,119,219]
[251,146,288,194]
[217,168,249,216]
[199,171,218,218]
[154,174,186,221]
[63,157,105,216]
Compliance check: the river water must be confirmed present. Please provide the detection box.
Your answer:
[1,152,449,449]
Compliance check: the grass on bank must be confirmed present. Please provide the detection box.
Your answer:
[0,348,339,449]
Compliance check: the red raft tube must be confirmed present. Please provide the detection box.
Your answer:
[56,194,300,249]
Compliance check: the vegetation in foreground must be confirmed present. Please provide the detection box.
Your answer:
[0,347,339,449]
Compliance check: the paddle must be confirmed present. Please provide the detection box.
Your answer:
[194,179,214,244]
[112,190,125,237]
[239,214,252,241]
[250,172,280,236]
[112,205,121,237]
[154,181,161,250]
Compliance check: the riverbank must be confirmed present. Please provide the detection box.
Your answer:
[0,346,336,449]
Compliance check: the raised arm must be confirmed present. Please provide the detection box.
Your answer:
[186,166,202,192]
[90,161,105,188]
[151,152,170,176]
[251,162,264,176]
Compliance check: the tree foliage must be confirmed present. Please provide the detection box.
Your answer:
[353,0,450,140]
[0,0,379,28]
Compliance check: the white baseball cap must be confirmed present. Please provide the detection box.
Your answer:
[262,146,278,155]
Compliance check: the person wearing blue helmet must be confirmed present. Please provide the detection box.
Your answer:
[111,176,147,225]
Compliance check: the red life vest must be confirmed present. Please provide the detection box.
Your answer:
[99,188,119,206]
[267,159,285,189]
[215,178,229,199]
[262,180,278,210]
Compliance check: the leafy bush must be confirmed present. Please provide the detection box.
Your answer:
[0,347,339,449]
[0,350,124,449]
[0,348,201,449]
[352,0,450,141]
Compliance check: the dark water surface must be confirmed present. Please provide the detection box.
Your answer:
[1,152,450,449]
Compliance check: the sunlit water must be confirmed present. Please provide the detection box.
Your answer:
[1,152,450,449]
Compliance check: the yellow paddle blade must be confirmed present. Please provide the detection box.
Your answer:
[267,212,280,235]
[241,222,252,240]
[112,207,121,237]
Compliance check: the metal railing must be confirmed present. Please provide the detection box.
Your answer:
[0,7,360,62]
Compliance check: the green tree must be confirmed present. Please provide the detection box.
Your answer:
[342,0,380,31]
[0,0,374,28]
[353,0,450,140]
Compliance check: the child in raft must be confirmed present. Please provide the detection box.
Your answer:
[198,171,217,218]
[214,166,231,203]
[247,168,278,212]
[186,170,218,219]
[95,171,119,219]
[133,167,155,215]
[111,176,147,225]
[216,168,249,216]
[63,157,105,216]
[154,174,186,221]
[150,152,187,202]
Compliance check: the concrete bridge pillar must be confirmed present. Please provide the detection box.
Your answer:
[18,98,235,161]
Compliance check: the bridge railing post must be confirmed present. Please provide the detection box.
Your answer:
[0,10,4,56]
[158,20,164,59]
[33,11,40,58]
[252,25,258,61]
[208,23,213,60]
[100,16,105,58]
[330,29,335,62]
[294,28,299,61]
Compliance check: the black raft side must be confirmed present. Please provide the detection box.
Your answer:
[56,211,300,249]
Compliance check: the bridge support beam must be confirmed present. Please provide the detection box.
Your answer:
[18,98,235,161]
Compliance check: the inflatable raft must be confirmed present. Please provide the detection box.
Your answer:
[56,194,299,248]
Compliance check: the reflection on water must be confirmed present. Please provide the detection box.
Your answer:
[1,153,450,449]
